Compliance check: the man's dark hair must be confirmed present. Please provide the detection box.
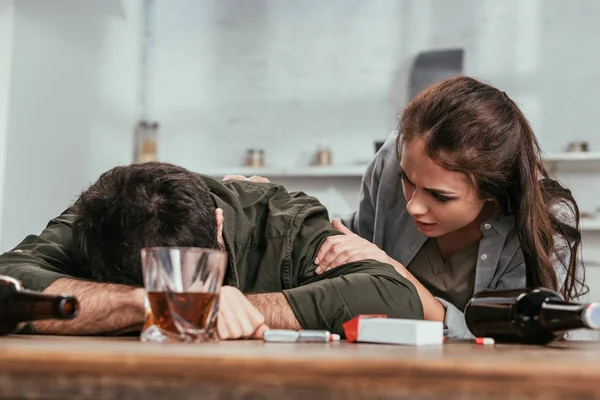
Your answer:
[71,162,218,286]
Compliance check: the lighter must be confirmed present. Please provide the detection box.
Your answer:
[263,329,341,343]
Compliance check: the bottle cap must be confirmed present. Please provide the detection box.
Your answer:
[583,303,600,329]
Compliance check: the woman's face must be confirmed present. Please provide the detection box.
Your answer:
[400,139,489,237]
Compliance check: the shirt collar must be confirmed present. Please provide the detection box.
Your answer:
[480,209,515,239]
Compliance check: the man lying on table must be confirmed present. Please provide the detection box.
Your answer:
[0,162,422,339]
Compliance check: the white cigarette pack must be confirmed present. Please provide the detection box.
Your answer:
[343,315,443,346]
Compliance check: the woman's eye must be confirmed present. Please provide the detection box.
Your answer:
[399,171,414,185]
[431,192,450,203]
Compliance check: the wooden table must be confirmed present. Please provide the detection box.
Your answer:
[1,336,599,400]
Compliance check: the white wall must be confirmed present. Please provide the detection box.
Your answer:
[150,0,600,161]
[0,0,15,247]
[0,0,141,251]
[153,0,402,171]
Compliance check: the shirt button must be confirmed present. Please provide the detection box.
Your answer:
[480,253,488,261]
[13,249,23,254]
[483,223,492,230]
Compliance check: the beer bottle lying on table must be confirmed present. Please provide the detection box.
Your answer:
[0,275,79,334]
[465,288,600,345]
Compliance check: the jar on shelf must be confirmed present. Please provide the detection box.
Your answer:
[314,144,332,166]
[134,120,159,163]
[245,149,265,167]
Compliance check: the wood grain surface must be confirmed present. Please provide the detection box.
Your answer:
[0,335,599,400]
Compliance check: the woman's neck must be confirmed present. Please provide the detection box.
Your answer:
[435,201,499,261]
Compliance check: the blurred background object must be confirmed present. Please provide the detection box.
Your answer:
[314,145,332,167]
[245,149,265,167]
[372,48,464,158]
[566,141,590,153]
[134,120,159,163]
[409,49,464,100]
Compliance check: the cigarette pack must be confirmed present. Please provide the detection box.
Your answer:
[342,315,443,346]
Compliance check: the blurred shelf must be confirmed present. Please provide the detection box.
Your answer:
[205,165,367,178]
[580,219,600,231]
[544,153,600,171]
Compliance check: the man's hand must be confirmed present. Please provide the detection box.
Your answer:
[314,219,391,273]
[222,175,270,183]
[218,286,269,340]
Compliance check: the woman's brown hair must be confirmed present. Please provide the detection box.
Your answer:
[398,76,585,301]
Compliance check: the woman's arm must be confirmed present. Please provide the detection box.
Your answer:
[314,221,446,321]
[383,257,446,321]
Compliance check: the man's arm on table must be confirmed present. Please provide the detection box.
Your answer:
[247,293,302,330]
[29,268,421,337]
[268,194,423,336]
[35,278,145,335]
[248,262,424,336]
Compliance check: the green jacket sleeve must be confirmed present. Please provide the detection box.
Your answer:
[282,193,423,336]
[282,262,423,336]
[0,210,83,291]
[285,194,343,287]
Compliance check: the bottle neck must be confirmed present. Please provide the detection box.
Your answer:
[539,301,600,332]
[4,290,79,322]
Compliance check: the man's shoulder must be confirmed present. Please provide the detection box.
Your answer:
[202,173,330,240]
[200,173,293,205]
[47,210,77,227]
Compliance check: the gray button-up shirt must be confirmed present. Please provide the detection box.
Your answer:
[343,132,568,338]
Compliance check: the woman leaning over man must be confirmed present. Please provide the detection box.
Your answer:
[314,76,585,338]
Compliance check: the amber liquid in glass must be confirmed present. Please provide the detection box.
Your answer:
[146,291,218,334]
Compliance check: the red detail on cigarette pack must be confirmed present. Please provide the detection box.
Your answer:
[342,314,387,343]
